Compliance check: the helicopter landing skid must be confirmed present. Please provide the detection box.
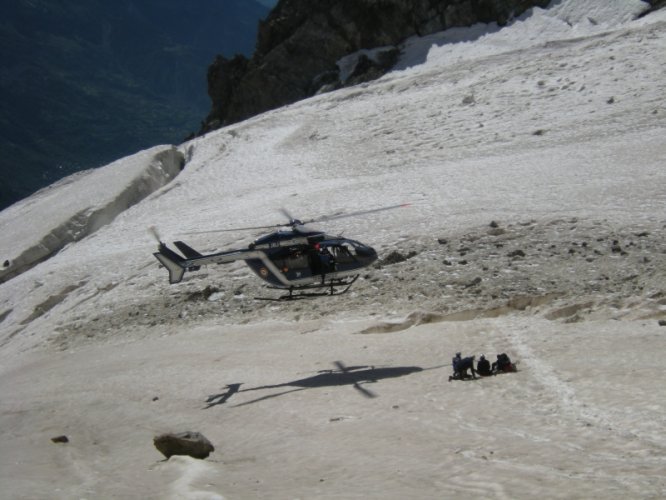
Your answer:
[256,275,359,301]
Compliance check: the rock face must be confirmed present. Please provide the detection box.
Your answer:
[153,431,215,459]
[200,0,550,133]
[643,0,666,15]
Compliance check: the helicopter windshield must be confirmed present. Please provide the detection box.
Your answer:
[325,240,375,263]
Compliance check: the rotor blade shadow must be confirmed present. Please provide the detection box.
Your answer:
[353,382,377,398]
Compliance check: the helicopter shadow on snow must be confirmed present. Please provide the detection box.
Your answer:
[203,361,449,409]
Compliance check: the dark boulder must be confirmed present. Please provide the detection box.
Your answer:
[153,431,215,460]
[379,250,418,267]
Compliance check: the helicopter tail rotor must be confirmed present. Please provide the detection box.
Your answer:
[148,225,163,246]
[150,226,186,283]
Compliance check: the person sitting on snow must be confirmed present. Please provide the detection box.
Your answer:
[449,352,476,381]
[492,352,514,373]
[477,354,493,376]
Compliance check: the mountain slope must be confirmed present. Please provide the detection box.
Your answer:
[1,2,665,498]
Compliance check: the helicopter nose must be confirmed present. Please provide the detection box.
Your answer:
[357,244,378,263]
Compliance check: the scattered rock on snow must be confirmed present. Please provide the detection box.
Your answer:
[611,241,624,254]
[378,250,417,267]
[51,435,69,444]
[153,431,214,460]
[186,285,220,302]
[465,277,482,288]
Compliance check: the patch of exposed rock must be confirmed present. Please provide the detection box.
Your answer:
[642,0,666,16]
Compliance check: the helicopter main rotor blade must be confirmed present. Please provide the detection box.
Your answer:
[279,207,296,223]
[303,203,411,225]
[182,223,285,235]
[179,202,410,236]
[182,208,308,236]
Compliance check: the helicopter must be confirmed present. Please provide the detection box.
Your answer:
[152,203,409,300]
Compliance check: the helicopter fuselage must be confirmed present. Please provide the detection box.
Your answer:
[153,228,378,290]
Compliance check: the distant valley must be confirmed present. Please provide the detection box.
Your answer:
[0,0,272,209]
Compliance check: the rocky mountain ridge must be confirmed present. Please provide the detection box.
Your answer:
[200,0,666,133]
[200,0,552,132]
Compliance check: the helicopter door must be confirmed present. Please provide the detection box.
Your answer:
[309,245,336,276]
[274,249,310,280]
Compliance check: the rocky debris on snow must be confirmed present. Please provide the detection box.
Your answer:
[488,227,506,236]
[377,250,418,267]
[186,285,221,302]
[487,221,506,236]
[51,435,69,444]
[153,431,214,460]
[49,218,666,347]
[611,240,626,255]
[464,277,482,288]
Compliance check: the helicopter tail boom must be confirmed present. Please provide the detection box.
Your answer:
[154,242,263,284]
[173,241,204,259]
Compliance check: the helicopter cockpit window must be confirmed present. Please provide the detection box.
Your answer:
[346,240,375,257]
[330,243,355,264]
